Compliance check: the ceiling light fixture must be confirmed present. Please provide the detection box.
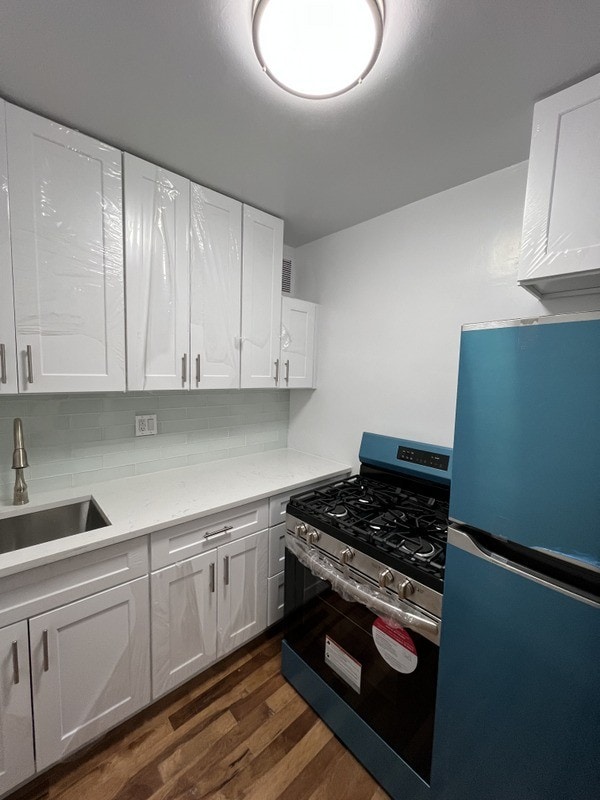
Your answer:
[252,0,384,99]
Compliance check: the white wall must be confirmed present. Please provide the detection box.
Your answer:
[288,162,600,469]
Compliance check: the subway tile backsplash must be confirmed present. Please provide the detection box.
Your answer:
[0,390,289,503]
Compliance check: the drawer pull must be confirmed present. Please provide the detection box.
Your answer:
[209,562,215,593]
[196,354,201,386]
[224,555,230,586]
[204,524,233,540]
[11,641,19,684]
[42,629,49,672]
[284,359,290,385]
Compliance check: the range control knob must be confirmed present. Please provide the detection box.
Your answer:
[378,568,393,589]
[397,578,414,600]
[306,529,320,545]
[294,523,308,538]
[340,547,355,565]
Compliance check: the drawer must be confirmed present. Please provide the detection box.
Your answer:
[268,522,286,577]
[267,571,285,627]
[0,538,148,629]
[151,501,268,570]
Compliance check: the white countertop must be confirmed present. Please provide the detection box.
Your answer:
[0,449,350,579]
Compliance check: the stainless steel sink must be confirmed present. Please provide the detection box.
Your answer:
[0,498,110,555]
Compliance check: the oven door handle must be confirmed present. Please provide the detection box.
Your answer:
[288,536,440,641]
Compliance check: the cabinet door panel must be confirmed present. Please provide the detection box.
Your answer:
[217,532,268,656]
[267,571,285,626]
[7,104,125,392]
[519,72,600,294]
[280,297,316,388]
[151,552,217,698]
[268,523,286,577]
[190,184,242,389]
[30,577,150,770]
[125,154,190,390]
[240,206,283,388]
[0,101,18,394]
[0,621,35,796]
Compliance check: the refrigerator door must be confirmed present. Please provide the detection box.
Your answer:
[431,527,600,800]
[450,312,600,569]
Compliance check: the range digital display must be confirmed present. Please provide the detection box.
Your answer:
[397,446,450,471]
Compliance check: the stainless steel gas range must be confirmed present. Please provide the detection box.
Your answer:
[281,432,452,800]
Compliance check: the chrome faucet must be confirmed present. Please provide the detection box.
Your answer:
[12,418,29,505]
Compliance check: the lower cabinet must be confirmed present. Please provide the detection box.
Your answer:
[267,522,286,626]
[0,621,34,797]
[30,577,150,770]
[151,530,268,698]
[0,575,150,796]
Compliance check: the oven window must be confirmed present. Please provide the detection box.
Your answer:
[284,559,439,783]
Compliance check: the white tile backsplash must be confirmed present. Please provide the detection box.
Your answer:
[0,390,289,502]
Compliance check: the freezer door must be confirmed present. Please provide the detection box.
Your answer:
[450,314,600,568]
[431,528,600,800]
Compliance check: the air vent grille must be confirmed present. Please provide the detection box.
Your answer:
[282,257,292,294]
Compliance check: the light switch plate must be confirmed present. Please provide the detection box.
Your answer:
[135,414,158,436]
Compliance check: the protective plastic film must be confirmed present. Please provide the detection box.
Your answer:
[287,536,440,644]
[6,103,125,392]
[124,155,189,391]
[190,184,242,390]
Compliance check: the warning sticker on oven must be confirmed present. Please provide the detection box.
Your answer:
[372,618,418,673]
[325,635,362,693]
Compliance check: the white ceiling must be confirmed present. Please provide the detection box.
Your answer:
[1,1,600,246]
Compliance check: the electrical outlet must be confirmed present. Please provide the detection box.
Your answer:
[135,414,158,437]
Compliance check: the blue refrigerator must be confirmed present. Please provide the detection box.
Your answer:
[431,311,600,800]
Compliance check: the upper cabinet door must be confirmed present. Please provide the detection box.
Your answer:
[280,297,316,389]
[190,184,242,390]
[6,105,125,393]
[125,155,190,391]
[240,206,283,388]
[0,101,18,394]
[519,72,600,297]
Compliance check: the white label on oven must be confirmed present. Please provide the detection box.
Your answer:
[325,635,362,693]
[372,618,418,674]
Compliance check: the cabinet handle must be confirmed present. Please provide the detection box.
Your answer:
[181,354,188,386]
[224,555,230,586]
[42,629,49,672]
[11,641,19,685]
[274,359,280,384]
[196,354,201,386]
[26,345,34,384]
[209,562,215,593]
[0,344,6,384]
[284,359,290,385]
[204,524,233,540]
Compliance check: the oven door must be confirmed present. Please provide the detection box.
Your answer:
[283,547,439,785]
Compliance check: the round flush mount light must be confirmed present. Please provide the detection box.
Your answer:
[252,0,384,99]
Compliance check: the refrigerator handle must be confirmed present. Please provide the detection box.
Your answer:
[448,526,600,608]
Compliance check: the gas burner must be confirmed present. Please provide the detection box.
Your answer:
[400,537,436,560]
[369,511,408,531]
[357,493,376,505]
[325,503,348,519]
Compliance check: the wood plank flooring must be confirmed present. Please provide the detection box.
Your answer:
[9,627,389,800]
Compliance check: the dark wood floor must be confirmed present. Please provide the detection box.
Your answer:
[10,627,389,800]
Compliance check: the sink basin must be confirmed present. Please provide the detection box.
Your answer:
[0,498,110,555]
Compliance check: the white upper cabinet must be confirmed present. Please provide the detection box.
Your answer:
[240,206,284,388]
[280,297,316,389]
[6,104,126,392]
[519,72,600,297]
[125,154,190,391]
[0,101,18,395]
[190,184,242,389]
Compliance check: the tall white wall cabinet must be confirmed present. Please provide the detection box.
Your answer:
[124,155,191,391]
[240,206,284,388]
[0,100,17,395]
[6,105,126,392]
[520,71,600,297]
